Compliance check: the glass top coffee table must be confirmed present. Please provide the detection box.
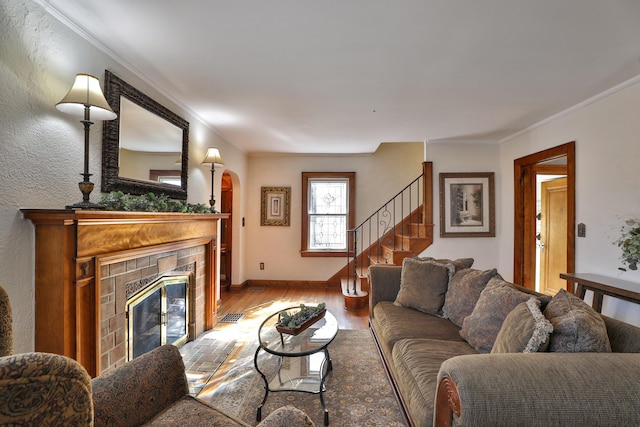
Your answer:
[254,306,339,426]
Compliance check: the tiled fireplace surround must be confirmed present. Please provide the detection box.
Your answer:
[99,246,206,373]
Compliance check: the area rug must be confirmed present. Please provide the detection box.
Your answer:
[197,329,407,426]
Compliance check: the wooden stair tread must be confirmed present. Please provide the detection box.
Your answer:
[341,277,368,295]
[369,255,394,265]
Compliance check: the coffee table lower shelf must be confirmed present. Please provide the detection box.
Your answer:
[254,347,332,425]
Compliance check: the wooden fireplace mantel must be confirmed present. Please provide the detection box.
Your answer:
[22,209,228,376]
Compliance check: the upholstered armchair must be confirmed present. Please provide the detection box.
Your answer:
[92,344,314,426]
[0,284,312,426]
[0,284,94,425]
[0,351,94,425]
[0,284,12,356]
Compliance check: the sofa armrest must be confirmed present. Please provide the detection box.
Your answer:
[0,352,93,426]
[92,344,189,426]
[435,353,640,427]
[368,265,402,315]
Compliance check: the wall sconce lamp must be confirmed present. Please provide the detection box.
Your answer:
[201,148,224,212]
[56,73,117,209]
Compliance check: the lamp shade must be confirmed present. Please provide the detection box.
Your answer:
[202,148,223,166]
[56,74,117,120]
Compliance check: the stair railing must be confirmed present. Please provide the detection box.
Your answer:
[346,172,425,295]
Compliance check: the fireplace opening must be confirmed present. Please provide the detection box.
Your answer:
[126,275,190,360]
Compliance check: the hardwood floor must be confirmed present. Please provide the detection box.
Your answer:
[181,285,371,395]
[217,285,370,331]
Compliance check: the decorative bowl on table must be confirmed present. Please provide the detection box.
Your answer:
[275,303,326,336]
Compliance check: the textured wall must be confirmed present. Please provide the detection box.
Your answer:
[0,0,243,352]
[1,0,112,352]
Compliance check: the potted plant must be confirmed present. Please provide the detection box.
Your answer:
[276,303,326,335]
[615,218,640,271]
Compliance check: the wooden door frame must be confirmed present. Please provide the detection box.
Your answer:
[514,142,575,291]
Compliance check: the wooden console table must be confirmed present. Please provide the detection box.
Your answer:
[560,273,640,313]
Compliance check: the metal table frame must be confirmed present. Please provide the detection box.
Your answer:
[254,307,339,426]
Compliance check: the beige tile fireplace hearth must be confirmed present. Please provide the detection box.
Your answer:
[22,210,228,377]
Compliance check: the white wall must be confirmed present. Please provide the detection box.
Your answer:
[245,142,424,281]
[497,77,640,326]
[417,82,640,326]
[417,143,502,271]
[0,0,247,352]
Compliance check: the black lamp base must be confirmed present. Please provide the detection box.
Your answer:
[66,176,104,210]
[209,197,219,213]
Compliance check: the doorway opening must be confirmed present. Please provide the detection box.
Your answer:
[514,142,575,292]
[220,172,233,292]
[536,174,567,295]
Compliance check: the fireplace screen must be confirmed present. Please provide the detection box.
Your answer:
[126,275,189,360]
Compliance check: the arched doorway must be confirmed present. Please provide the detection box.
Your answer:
[220,172,233,292]
[514,142,575,292]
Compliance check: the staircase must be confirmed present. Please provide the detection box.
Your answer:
[329,162,434,310]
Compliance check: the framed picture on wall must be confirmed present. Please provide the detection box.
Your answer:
[439,172,495,237]
[261,187,291,226]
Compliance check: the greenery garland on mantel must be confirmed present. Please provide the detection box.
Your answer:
[615,218,640,271]
[100,191,214,213]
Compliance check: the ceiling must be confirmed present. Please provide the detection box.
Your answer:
[40,0,640,154]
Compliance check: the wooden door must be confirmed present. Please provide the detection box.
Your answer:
[539,177,567,295]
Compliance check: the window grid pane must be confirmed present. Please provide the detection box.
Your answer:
[309,181,347,215]
[309,215,347,249]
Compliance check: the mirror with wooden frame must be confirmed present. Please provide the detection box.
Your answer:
[102,70,189,200]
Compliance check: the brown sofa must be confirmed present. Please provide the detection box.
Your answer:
[369,262,640,427]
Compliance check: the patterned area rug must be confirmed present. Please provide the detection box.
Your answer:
[197,329,407,426]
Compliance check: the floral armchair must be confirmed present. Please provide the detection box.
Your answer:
[0,351,94,425]
[0,284,12,357]
[0,284,94,425]
[92,344,314,426]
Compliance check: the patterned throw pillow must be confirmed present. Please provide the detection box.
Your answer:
[393,257,455,317]
[544,289,612,353]
[442,268,499,327]
[459,276,537,353]
[491,298,554,353]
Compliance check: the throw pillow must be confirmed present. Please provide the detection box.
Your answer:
[491,298,554,353]
[543,289,612,353]
[393,257,454,316]
[414,256,474,272]
[459,276,537,353]
[442,268,499,327]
